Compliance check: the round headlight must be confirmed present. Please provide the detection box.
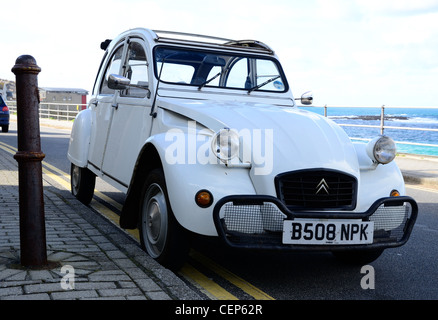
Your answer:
[366,135,396,164]
[211,128,239,161]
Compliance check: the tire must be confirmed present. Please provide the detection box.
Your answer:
[71,163,96,205]
[139,168,191,271]
[332,249,384,265]
[1,125,8,132]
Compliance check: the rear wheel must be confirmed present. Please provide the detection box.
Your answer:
[1,125,8,132]
[139,169,191,271]
[71,163,96,205]
[332,249,384,265]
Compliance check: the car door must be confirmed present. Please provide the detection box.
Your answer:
[101,38,153,187]
[88,40,127,170]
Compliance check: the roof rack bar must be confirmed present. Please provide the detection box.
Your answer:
[153,30,235,43]
[152,30,274,55]
[224,40,273,53]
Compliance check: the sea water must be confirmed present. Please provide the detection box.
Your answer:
[301,106,438,157]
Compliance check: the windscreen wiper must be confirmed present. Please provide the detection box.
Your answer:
[198,72,221,90]
[247,75,280,94]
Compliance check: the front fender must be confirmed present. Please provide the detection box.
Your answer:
[148,132,256,236]
[354,142,406,211]
[68,108,92,167]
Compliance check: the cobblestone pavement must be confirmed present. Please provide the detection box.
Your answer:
[0,148,202,300]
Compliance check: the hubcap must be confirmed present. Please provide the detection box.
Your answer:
[141,183,168,258]
[147,199,162,241]
[71,165,80,194]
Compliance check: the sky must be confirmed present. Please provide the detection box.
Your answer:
[2,0,438,107]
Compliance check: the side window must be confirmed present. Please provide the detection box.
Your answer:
[100,45,124,95]
[122,41,149,98]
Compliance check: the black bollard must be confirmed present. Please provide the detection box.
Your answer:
[11,55,48,268]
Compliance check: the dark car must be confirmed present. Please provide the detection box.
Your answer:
[0,95,9,132]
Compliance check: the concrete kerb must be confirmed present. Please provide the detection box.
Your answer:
[402,174,438,189]
[0,147,202,300]
[395,153,438,190]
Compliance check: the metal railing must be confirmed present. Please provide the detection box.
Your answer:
[300,105,438,155]
[7,101,86,121]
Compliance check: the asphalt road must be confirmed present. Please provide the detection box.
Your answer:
[1,121,437,300]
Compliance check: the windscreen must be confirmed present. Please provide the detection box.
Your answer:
[153,46,287,93]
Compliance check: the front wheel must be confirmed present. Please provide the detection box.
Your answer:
[71,163,96,205]
[139,169,191,271]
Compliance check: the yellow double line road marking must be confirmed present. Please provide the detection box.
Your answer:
[180,263,239,300]
[188,250,274,300]
[0,140,274,300]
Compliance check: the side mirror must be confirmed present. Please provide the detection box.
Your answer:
[108,73,151,98]
[300,91,313,105]
[108,74,131,90]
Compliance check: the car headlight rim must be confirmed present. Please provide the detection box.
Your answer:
[367,135,396,164]
[211,128,240,161]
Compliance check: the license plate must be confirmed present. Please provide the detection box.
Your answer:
[282,219,374,245]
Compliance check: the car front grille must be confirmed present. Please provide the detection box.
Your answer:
[275,169,357,210]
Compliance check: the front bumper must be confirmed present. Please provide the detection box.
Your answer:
[213,195,418,251]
